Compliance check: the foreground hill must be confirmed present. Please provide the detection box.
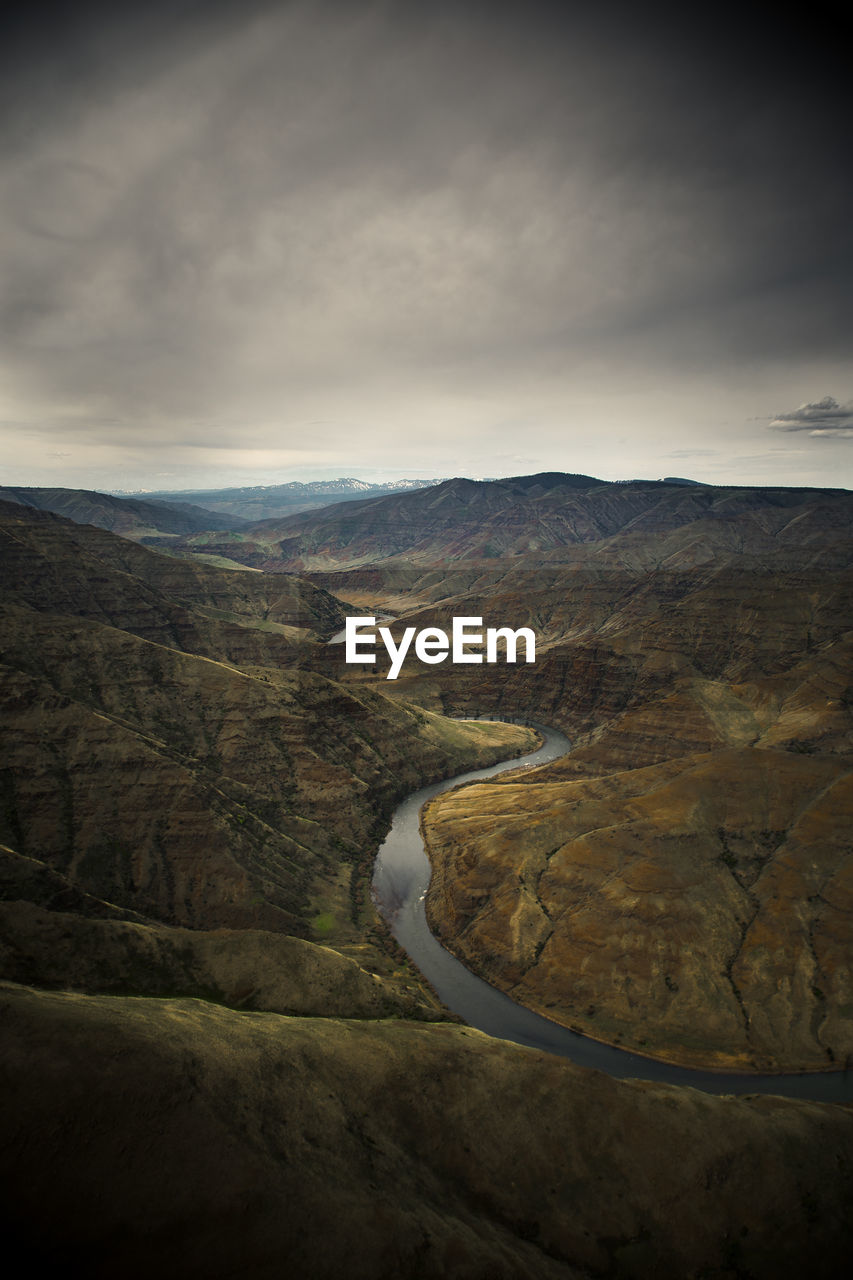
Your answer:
[4,980,852,1280]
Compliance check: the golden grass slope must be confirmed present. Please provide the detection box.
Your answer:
[424,744,853,1071]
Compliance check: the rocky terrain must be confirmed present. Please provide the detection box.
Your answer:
[0,498,533,949]
[423,742,853,1071]
[3,479,853,1275]
[285,478,853,1073]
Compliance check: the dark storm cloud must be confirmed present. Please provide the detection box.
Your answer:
[770,397,853,435]
[1,0,851,477]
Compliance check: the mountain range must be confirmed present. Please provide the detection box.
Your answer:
[133,475,449,521]
[298,476,853,1073]
[147,472,853,574]
[2,475,853,1276]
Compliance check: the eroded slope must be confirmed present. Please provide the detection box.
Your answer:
[3,980,853,1280]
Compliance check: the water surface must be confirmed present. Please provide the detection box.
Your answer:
[372,723,853,1101]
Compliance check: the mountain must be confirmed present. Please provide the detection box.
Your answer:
[297,474,853,1073]
[164,472,853,572]
[137,476,449,521]
[0,498,529,936]
[0,485,247,540]
[2,482,853,1275]
[0,497,342,657]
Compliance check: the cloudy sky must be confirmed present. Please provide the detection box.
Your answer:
[2,0,851,492]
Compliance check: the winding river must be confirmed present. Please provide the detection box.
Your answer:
[372,723,853,1101]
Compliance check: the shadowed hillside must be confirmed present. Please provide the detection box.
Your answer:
[3,981,853,1280]
[2,483,853,1277]
[0,485,247,539]
[0,499,533,947]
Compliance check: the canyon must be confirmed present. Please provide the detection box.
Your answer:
[2,476,853,1276]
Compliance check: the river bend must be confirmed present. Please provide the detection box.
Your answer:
[371,723,853,1102]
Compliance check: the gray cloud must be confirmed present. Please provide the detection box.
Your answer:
[1,2,852,487]
[770,397,853,436]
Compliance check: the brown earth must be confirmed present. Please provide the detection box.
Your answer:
[394,563,853,1073]
[4,482,853,1275]
[302,534,853,1074]
[0,500,534,958]
[3,979,853,1280]
[423,745,853,1071]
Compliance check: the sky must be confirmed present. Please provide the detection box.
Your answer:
[2,0,852,492]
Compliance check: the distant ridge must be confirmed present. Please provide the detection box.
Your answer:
[501,471,603,492]
[0,486,246,539]
[134,477,449,521]
[169,471,853,572]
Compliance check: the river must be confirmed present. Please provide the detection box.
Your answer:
[371,722,853,1101]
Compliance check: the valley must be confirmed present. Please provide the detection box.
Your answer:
[2,475,853,1277]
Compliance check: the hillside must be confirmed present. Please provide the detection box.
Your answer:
[0,500,533,946]
[0,497,343,655]
[165,473,853,572]
[297,478,853,1073]
[2,482,853,1275]
[4,980,853,1280]
[0,485,246,540]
